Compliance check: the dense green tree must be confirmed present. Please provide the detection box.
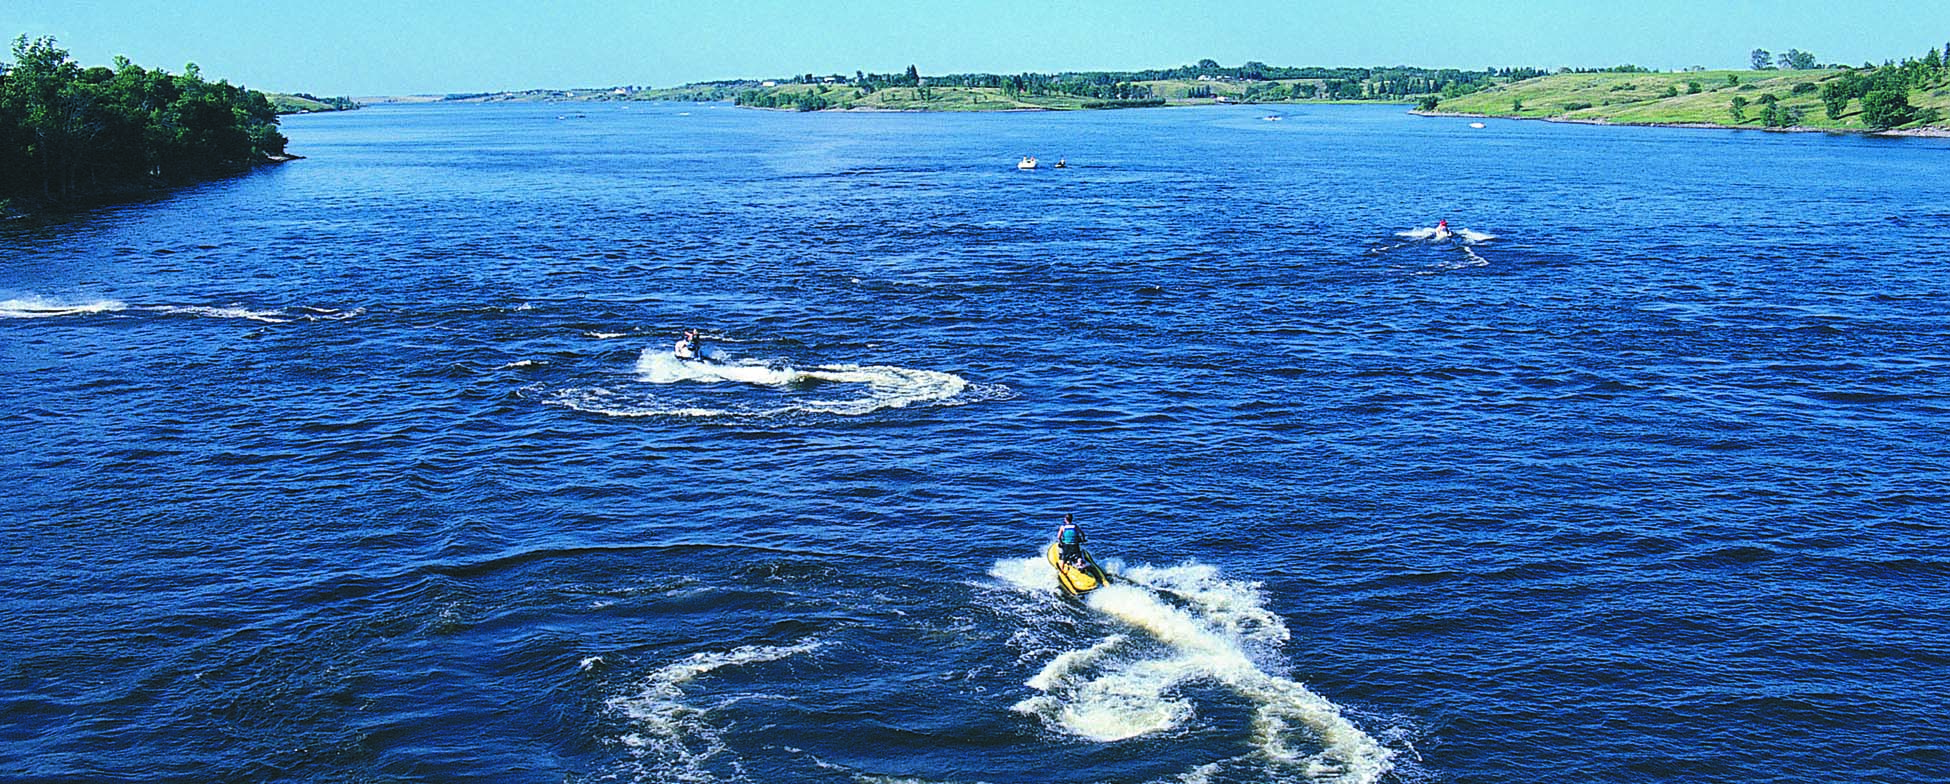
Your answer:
[1821,73,1859,119]
[2,35,286,202]
[1751,49,1773,69]
[1729,95,1748,121]
[1860,89,1913,128]
[1778,49,1818,70]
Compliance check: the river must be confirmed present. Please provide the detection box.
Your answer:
[2,102,1946,783]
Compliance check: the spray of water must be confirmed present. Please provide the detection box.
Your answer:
[994,557,1393,783]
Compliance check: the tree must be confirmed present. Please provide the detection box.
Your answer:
[903,64,919,87]
[1687,80,1703,94]
[1779,49,1818,70]
[1725,73,1741,86]
[1927,48,1944,72]
[3,35,87,198]
[1860,89,1914,129]
[2,35,287,202]
[1729,95,1748,121]
[1751,48,1773,70]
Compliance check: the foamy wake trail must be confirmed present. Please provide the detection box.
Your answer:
[0,296,126,318]
[550,349,985,418]
[149,305,365,323]
[606,641,819,783]
[0,296,362,323]
[1002,559,1392,783]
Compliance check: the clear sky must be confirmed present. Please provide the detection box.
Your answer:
[7,1,1950,96]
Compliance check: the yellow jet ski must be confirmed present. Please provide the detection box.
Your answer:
[1046,541,1112,598]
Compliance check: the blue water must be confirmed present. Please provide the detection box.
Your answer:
[3,102,1948,783]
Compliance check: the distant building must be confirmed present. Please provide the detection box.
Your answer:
[761,80,778,87]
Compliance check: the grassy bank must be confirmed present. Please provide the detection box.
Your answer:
[266,93,362,114]
[1431,69,1950,132]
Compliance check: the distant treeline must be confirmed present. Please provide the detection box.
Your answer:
[753,61,1541,104]
[1,35,288,204]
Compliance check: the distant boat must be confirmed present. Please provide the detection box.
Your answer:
[1469,122,1486,129]
[1017,156,1038,170]
[1263,115,1282,121]
[1053,158,1067,169]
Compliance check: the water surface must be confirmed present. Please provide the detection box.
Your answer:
[3,102,1947,783]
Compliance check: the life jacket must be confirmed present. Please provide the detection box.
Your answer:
[1058,525,1083,545]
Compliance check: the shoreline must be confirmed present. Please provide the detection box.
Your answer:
[1412,109,1950,138]
[1,156,302,220]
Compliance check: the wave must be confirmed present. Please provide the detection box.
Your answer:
[606,640,820,783]
[149,304,365,323]
[544,349,999,419]
[151,305,293,323]
[0,295,363,323]
[994,557,1393,784]
[0,296,127,318]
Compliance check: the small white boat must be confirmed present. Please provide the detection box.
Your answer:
[1469,122,1486,129]
[1017,156,1038,170]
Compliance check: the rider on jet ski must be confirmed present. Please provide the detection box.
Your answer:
[674,328,703,361]
[1056,514,1086,566]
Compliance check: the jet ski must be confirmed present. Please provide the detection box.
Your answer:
[674,329,711,364]
[1046,541,1111,598]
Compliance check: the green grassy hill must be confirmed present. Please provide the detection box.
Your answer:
[1432,69,1950,132]
[731,79,1413,111]
[266,93,361,114]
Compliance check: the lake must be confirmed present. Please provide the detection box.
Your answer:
[2,102,1946,783]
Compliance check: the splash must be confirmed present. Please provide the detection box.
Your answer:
[547,349,985,419]
[634,350,815,386]
[1392,225,1496,243]
[999,558,1393,783]
[0,296,127,318]
[606,640,820,783]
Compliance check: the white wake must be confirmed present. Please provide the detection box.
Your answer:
[606,640,820,783]
[546,347,990,419]
[995,557,1393,783]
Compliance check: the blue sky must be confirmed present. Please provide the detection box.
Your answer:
[7,1,1949,96]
